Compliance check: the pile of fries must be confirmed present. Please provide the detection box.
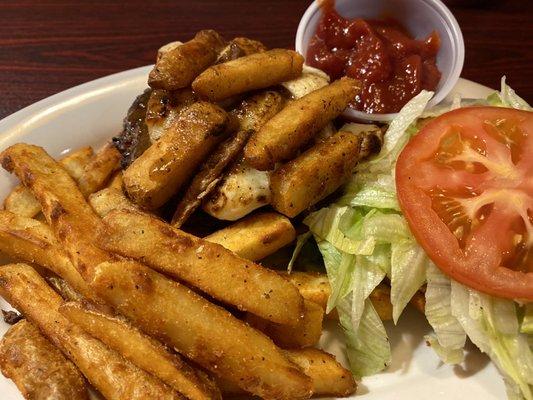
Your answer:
[0,30,406,399]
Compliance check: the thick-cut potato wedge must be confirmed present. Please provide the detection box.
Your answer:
[171,128,251,227]
[270,130,362,217]
[88,187,140,217]
[60,302,221,400]
[0,210,98,303]
[246,300,324,349]
[410,289,426,314]
[205,212,296,261]
[77,144,121,197]
[218,348,356,398]
[45,275,85,302]
[123,102,230,209]
[0,144,112,278]
[3,146,94,218]
[281,272,393,321]
[244,77,360,170]
[0,319,89,400]
[0,264,181,400]
[98,209,304,325]
[149,30,226,90]
[192,49,304,101]
[90,260,313,400]
[285,348,356,397]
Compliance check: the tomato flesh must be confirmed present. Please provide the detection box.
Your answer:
[396,107,533,301]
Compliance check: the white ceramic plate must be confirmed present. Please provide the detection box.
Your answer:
[0,66,507,400]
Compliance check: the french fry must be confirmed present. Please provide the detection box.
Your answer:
[171,128,252,227]
[0,264,181,400]
[60,302,221,400]
[106,170,123,190]
[205,212,296,261]
[0,210,97,303]
[0,319,89,400]
[270,130,362,217]
[246,300,324,349]
[192,49,304,101]
[123,102,231,209]
[244,77,360,170]
[90,259,313,400]
[149,30,226,90]
[217,348,356,398]
[3,146,94,218]
[285,348,356,397]
[77,143,121,197]
[0,144,112,278]
[88,187,140,217]
[98,209,304,326]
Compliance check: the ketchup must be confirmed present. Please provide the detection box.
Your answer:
[307,1,441,114]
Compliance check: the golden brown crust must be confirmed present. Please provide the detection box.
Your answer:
[149,30,226,90]
[244,77,360,170]
[192,49,304,101]
[0,319,89,400]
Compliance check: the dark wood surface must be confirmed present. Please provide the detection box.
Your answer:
[0,0,531,119]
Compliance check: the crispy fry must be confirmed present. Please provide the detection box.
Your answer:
[88,187,140,217]
[246,300,324,349]
[285,348,356,397]
[0,144,111,278]
[0,210,98,303]
[216,37,266,64]
[244,77,360,170]
[60,302,221,400]
[0,264,181,400]
[123,102,230,209]
[90,259,313,400]
[192,49,304,101]
[0,319,89,400]
[172,128,251,227]
[271,130,362,217]
[45,275,85,302]
[149,30,226,90]
[3,146,94,218]
[205,212,296,261]
[106,170,123,190]
[98,209,304,325]
[77,143,121,197]
[203,91,285,221]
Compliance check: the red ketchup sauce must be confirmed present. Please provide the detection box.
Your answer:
[307,2,441,114]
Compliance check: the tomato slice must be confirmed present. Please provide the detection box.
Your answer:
[396,106,533,301]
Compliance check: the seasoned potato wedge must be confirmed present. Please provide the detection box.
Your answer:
[246,300,324,349]
[0,144,112,277]
[0,319,89,400]
[270,130,362,217]
[244,77,360,170]
[192,49,304,101]
[88,187,140,218]
[98,209,304,326]
[0,210,97,303]
[216,37,266,64]
[205,212,296,261]
[3,146,94,218]
[149,30,226,90]
[0,264,181,400]
[60,302,221,400]
[90,260,313,400]
[285,348,356,397]
[77,143,121,197]
[123,102,230,209]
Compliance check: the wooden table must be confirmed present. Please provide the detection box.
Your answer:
[0,0,531,118]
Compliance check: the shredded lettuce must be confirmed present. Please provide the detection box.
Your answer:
[287,231,311,273]
[488,77,532,111]
[424,262,466,364]
[451,282,533,400]
[522,305,533,335]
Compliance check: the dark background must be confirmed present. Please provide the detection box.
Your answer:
[0,0,531,118]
